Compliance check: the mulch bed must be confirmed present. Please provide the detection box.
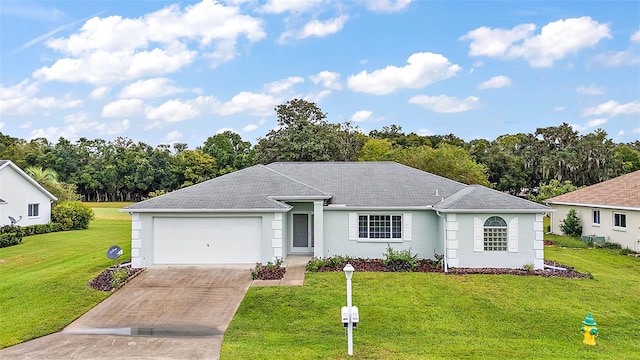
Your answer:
[252,265,286,280]
[306,258,591,278]
[88,266,145,291]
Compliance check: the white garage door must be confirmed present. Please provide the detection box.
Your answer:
[153,217,262,264]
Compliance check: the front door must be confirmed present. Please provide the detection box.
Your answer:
[292,213,313,253]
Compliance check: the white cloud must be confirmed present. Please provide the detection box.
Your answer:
[576,84,604,96]
[260,0,323,14]
[264,76,304,93]
[214,92,278,116]
[30,112,130,141]
[478,75,511,89]
[304,89,332,103]
[165,130,183,142]
[617,130,625,137]
[145,98,202,128]
[101,98,144,118]
[365,0,412,13]
[280,15,348,43]
[0,122,3,130]
[631,31,640,43]
[461,17,611,67]
[593,48,640,67]
[19,121,32,129]
[417,128,433,136]
[553,106,565,112]
[90,86,110,100]
[33,0,266,84]
[571,118,608,132]
[216,127,235,134]
[582,100,640,117]
[242,124,259,132]
[351,110,373,122]
[119,78,188,99]
[409,94,480,113]
[347,52,460,95]
[632,128,640,134]
[0,79,82,116]
[309,71,342,89]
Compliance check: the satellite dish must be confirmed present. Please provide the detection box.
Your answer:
[107,245,123,259]
[8,216,22,226]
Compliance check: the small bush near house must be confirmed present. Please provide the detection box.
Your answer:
[251,258,286,280]
[560,209,582,238]
[383,244,418,272]
[0,232,22,248]
[52,201,95,230]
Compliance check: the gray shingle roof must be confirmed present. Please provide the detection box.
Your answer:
[434,185,550,212]
[0,160,7,167]
[125,162,549,213]
[267,162,466,207]
[124,165,330,211]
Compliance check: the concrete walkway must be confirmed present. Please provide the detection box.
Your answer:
[252,255,310,287]
[0,266,252,360]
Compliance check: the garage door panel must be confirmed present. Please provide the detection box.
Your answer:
[153,217,262,264]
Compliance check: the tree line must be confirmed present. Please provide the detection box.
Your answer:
[1,99,638,202]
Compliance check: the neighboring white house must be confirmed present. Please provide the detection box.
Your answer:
[547,170,640,251]
[122,162,551,270]
[0,160,58,227]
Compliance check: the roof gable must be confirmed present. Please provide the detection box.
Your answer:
[0,160,58,201]
[546,171,640,209]
[435,185,550,212]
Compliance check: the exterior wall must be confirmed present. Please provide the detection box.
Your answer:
[0,166,53,226]
[321,210,441,260]
[551,204,640,251]
[130,211,280,268]
[452,213,542,269]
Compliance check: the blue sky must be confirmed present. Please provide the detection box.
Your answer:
[1,0,639,148]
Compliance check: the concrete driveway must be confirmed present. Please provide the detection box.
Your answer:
[0,266,252,360]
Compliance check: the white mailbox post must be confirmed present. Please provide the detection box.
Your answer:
[342,263,358,356]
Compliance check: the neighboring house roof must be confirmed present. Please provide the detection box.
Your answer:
[546,170,640,210]
[0,198,6,204]
[125,162,550,213]
[0,160,57,201]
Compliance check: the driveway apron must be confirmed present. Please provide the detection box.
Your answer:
[0,266,252,360]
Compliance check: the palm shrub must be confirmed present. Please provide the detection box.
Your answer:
[560,209,582,238]
[52,201,95,230]
[383,244,418,272]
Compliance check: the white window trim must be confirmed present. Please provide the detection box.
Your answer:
[474,216,518,252]
[28,203,40,218]
[349,213,409,243]
[592,210,601,227]
[613,212,627,232]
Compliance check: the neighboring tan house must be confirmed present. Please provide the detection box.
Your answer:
[0,160,58,227]
[546,170,640,251]
[123,162,550,270]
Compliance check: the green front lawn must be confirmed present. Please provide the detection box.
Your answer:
[0,204,132,348]
[223,247,640,359]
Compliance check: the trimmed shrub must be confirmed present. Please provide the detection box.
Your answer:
[0,233,22,248]
[560,209,582,238]
[52,201,95,230]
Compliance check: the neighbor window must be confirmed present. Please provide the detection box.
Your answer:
[358,214,402,239]
[614,212,626,228]
[28,203,39,217]
[483,216,507,251]
[592,210,600,225]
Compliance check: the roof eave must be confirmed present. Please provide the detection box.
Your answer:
[120,207,293,213]
[435,208,553,213]
[326,205,433,211]
[546,201,640,212]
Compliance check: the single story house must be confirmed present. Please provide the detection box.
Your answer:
[122,162,551,270]
[0,160,58,227]
[546,170,639,251]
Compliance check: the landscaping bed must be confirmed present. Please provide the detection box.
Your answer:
[88,265,145,291]
[305,257,591,278]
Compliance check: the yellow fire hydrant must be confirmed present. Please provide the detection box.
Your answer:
[580,313,598,346]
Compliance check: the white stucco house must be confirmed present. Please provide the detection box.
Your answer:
[123,162,551,270]
[547,170,640,251]
[0,160,57,227]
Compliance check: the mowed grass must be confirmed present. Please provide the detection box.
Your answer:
[223,247,640,359]
[0,203,132,348]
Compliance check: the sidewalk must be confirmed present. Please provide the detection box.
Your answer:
[252,255,310,287]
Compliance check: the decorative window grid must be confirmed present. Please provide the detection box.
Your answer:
[483,216,507,251]
[358,214,402,239]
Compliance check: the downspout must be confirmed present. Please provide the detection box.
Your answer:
[435,210,448,273]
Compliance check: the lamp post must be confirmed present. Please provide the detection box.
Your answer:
[343,263,355,356]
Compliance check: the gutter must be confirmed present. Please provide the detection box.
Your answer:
[435,210,448,273]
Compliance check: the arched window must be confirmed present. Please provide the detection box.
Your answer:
[484,216,507,251]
